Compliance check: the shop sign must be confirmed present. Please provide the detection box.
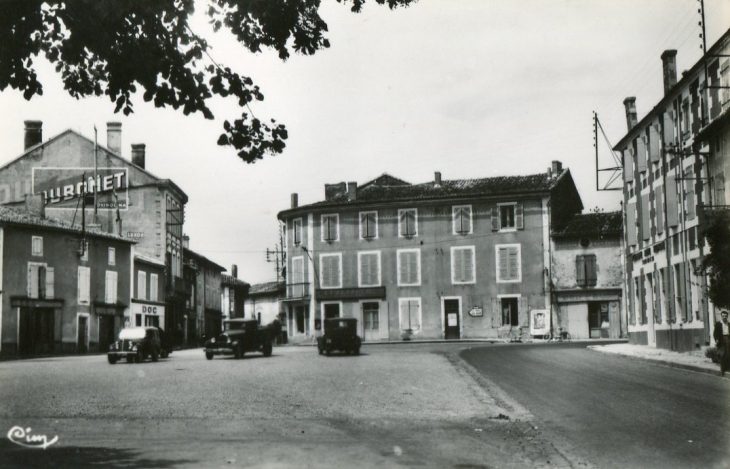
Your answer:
[131,303,165,317]
[126,232,144,238]
[32,167,128,210]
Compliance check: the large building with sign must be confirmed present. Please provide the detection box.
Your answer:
[0,121,189,343]
[613,29,730,352]
[277,163,584,343]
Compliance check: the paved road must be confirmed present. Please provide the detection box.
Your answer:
[461,342,730,469]
[0,343,570,469]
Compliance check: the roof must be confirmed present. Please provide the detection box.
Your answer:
[135,252,166,267]
[279,170,571,218]
[225,318,258,323]
[248,281,285,296]
[183,247,225,272]
[0,205,135,243]
[552,211,623,238]
[221,274,249,288]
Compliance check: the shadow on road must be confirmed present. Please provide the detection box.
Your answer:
[0,439,198,469]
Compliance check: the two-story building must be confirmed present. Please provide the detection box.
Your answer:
[613,28,730,352]
[277,162,583,343]
[0,200,134,358]
[221,264,249,321]
[0,121,189,344]
[131,253,166,331]
[551,211,624,339]
[184,246,224,341]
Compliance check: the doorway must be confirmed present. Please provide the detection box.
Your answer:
[501,298,519,327]
[362,302,380,342]
[18,307,55,356]
[588,302,610,338]
[443,299,461,339]
[77,315,88,354]
[98,315,116,352]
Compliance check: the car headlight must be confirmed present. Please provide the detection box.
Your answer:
[132,345,138,351]
[232,341,238,346]
[210,338,216,344]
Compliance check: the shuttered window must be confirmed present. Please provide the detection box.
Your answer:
[453,205,472,235]
[137,271,147,300]
[636,137,647,173]
[398,209,418,237]
[496,245,521,283]
[649,125,661,162]
[641,195,651,241]
[626,203,637,246]
[623,149,634,182]
[293,218,302,245]
[492,204,524,231]
[666,176,678,226]
[576,255,597,287]
[656,186,664,234]
[358,251,381,287]
[150,273,159,302]
[359,211,378,239]
[78,266,90,305]
[321,214,339,242]
[105,270,118,304]
[397,249,420,286]
[320,253,342,288]
[662,112,674,146]
[108,247,115,265]
[399,298,421,332]
[451,246,475,284]
[28,263,53,299]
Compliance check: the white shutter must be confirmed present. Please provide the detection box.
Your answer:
[45,267,54,299]
[508,247,519,280]
[150,273,158,301]
[453,249,464,282]
[78,267,90,304]
[28,264,39,298]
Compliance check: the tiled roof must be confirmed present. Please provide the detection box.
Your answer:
[248,281,285,296]
[552,211,623,238]
[135,253,166,267]
[222,274,249,288]
[183,247,225,271]
[0,206,134,242]
[286,171,567,214]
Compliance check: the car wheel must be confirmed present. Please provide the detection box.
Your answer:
[126,356,134,363]
[205,352,214,360]
[263,342,273,357]
[354,347,360,356]
[318,347,323,355]
[135,351,143,363]
[325,347,331,356]
[151,350,159,362]
[107,355,117,365]
[234,347,242,359]
[161,350,169,359]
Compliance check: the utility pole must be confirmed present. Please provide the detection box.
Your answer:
[93,125,99,225]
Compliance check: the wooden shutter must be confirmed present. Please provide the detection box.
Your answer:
[464,249,474,282]
[498,248,508,280]
[626,203,637,246]
[150,273,158,301]
[508,247,519,280]
[491,207,499,231]
[665,267,675,323]
[662,112,674,146]
[649,125,661,162]
[623,149,634,182]
[656,186,664,234]
[586,255,597,286]
[453,249,464,282]
[78,267,90,304]
[28,264,39,299]
[677,263,687,321]
[666,176,678,226]
[518,297,529,327]
[641,195,651,241]
[654,267,662,323]
[636,137,647,173]
[515,205,524,230]
[491,298,501,327]
[709,60,720,118]
[575,256,586,286]
[628,279,636,325]
[686,190,695,220]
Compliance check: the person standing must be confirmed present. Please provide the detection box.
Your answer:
[713,310,730,376]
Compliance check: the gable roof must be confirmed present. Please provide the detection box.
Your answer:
[183,247,225,272]
[552,211,623,238]
[222,274,249,288]
[279,169,574,218]
[248,281,285,296]
[0,205,134,243]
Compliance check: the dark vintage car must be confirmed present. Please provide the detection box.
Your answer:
[317,318,361,356]
[204,318,273,360]
[107,327,172,364]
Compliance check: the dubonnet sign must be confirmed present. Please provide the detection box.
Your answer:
[32,167,128,210]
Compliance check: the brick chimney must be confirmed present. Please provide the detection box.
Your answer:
[24,120,43,150]
[107,122,122,154]
[131,143,146,169]
[231,264,238,279]
[347,181,357,201]
[24,193,45,219]
[661,50,678,95]
[551,160,563,176]
[183,235,190,249]
[623,97,638,131]
[434,171,442,187]
[291,193,298,209]
[325,182,346,200]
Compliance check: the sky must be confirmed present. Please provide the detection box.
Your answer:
[0,0,728,285]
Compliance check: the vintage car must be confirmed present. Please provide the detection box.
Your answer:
[107,327,172,364]
[317,318,361,356]
[204,318,273,360]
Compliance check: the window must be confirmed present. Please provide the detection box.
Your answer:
[150,273,159,301]
[358,251,381,287]
[359,211,378,239]
[576,254,597,287]
[492,204,524,231]
[105,270,118,304]
[137,271,147,300]
[451,246,476,284]
[293,218,302,246]
[78,266,90,305]
[398,209,418,237]
[290,256,305,297]
[397,249,421,286]
[28,263,54,299]
[453,205,472,235]
[321,214,339,242]
[496,244,521,283]
[363,302,380,331]
[108,247,116,265]
[399,298,421,332]
[79,241,89,261]
[31,236,43,256]
[320,253,342,288]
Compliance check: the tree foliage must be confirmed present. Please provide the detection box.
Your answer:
[700,212,730,310]
[0,0,415,163]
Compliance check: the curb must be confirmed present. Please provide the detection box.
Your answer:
[586,346,724,378]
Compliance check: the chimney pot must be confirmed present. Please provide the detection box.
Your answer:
[551,160,563,176]
[347,181,357,201]
[325,182,346,200]
[107,122,122,154]
[547,167,553,179]
[661,50,678,95]
[291,193,298,209]
[231,264,238,279]
[131,143,146,169]
[434,172,442,186]
[183,235,190,249]
[24,120,43,150]
[623,97,638,131]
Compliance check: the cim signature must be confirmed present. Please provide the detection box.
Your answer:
[7,426,58,449]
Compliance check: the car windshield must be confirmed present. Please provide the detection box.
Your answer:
[327,320,355,331]
[225,321,246,331]
[119,328,146,340]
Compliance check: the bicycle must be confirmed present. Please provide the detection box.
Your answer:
[543,327,571,342]
[499,326,533,344]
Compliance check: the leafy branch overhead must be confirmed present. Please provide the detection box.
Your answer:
[0,0,415,163]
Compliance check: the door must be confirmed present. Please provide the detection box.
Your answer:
[588,302,610,338]
[18,307,55,356]
[444,299,460,339]
[98,315,116,352]
[77,316,88,354]
[362,302,380,342]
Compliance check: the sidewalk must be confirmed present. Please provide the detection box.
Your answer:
[588,343,726,378]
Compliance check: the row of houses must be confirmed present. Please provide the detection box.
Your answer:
[0,122,250,358]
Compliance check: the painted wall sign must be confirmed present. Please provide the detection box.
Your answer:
[32,167,128,210]
[468,307,483,317]
[126,232,145,238]
[131,303,165,317]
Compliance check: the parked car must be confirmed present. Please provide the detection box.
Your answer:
[204,318,273,360]
[107,327,172,364]
[317,318,361,356]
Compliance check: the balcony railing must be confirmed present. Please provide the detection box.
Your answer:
[285,282,310,300]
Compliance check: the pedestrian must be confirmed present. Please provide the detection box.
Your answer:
[713,310,730,376]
